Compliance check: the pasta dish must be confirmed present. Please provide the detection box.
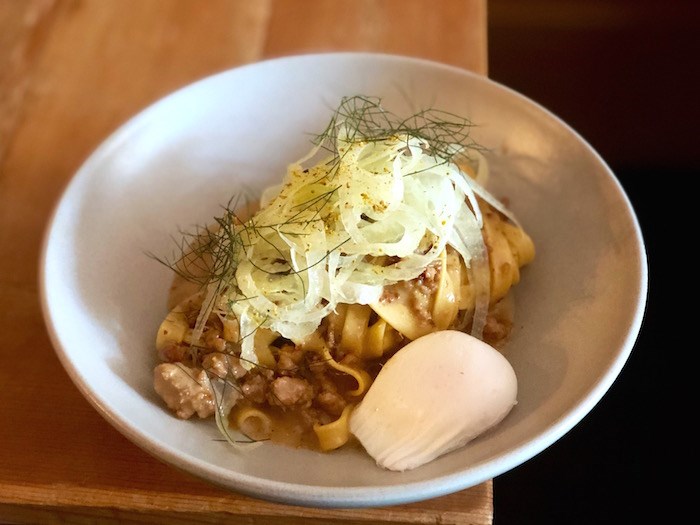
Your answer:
[151,95,534,463]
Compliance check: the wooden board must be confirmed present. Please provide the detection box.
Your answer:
[0,1,490,523]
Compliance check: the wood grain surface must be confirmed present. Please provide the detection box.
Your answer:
[0,1,489,523]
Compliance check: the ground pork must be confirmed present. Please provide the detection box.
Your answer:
[153,363,214,419]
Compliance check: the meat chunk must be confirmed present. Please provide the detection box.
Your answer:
[482,309,513,347]
[268,376,314,407]
[157,343,189,363]
[153,363,214,419]
[276,345,304,375]
[316,390,347,417]
[241,373,268,403]
[203,329,227,353]
[202,353,247,380]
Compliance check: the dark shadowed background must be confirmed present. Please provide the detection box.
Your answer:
[487,1,696,523]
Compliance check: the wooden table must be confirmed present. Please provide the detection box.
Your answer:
[0,1,490,523]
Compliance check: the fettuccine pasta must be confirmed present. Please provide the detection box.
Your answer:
[151,96,534,455]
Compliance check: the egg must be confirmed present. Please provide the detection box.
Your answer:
[349,330,518,471]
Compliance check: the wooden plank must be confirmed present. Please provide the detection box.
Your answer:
[262,0,488,74]
[0,0,58,163]
[0,1,490,523]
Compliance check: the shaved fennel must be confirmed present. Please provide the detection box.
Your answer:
[161,96,509,369]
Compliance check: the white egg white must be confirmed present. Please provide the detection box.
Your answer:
[349,330,517,471]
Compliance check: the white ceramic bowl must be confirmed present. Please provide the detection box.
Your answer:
[39,53,647,507]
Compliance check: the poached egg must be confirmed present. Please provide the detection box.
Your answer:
[349,330,517,471]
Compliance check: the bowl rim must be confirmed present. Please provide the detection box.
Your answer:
[38,51,649,507]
